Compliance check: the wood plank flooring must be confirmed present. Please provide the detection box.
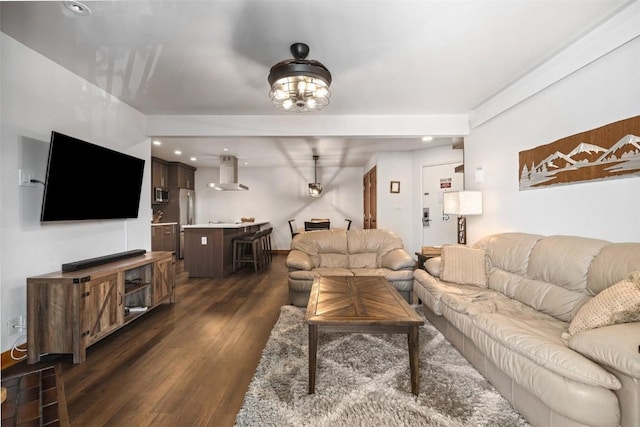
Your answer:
[4,255,289,427]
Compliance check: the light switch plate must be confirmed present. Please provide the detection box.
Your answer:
[201,236,207,245]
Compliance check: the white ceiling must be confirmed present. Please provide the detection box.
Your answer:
[1,0,632,167]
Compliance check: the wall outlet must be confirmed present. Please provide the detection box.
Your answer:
[6,315,26,336]
[18,169,36,187]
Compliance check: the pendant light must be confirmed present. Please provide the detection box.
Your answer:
[308,155,323,197]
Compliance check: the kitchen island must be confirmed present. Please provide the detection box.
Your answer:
[183,221,269,278]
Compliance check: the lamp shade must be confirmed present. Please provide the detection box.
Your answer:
[443,191,483,216]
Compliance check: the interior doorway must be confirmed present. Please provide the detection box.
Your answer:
[363,166,377,229]
[421,163,463,246]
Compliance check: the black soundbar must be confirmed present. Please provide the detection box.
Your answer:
[62,249,147,272]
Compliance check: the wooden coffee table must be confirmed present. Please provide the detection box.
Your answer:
[305,275,424,396]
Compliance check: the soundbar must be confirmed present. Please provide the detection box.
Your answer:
[62,249,147,272]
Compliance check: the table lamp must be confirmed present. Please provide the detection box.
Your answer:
[443,191,483,244]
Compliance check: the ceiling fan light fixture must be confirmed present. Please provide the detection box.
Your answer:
[268,43,332,113]
[63,1,91,16]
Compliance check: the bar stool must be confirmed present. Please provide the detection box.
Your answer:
[233,230,263,272]
[261,227,273,266]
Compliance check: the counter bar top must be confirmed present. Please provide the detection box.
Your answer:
[184,221,269,229]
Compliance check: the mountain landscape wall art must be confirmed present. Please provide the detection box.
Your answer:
[519,115,640,190]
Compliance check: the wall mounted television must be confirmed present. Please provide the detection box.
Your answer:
[40,131,146,222]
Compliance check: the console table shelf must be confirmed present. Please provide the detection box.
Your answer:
[27,251,175,364]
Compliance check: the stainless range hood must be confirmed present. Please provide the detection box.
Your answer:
[207,155,249,191]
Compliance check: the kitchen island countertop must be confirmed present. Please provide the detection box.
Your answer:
[183,221,269,229]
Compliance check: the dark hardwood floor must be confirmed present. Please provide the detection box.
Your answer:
[5,255,289,426]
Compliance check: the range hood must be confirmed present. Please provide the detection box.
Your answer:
[207,155,249,191]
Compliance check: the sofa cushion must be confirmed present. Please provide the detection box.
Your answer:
[290,229,348,267]
[288,268,354,283]
[440,245,489,288]
[348,253,377,269]
[416,271,498,316]
[487,235,609,322]
[474,232,543,275]
[351,268,414,291]
[528,235,609,292]
[568,272,640,335]
[488,269,591,323]
[588,243,640,294]
[318,253,349,268]
[424,256,441,277]
[346,229,404,257]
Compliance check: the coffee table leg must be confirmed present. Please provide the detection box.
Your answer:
[408,325,419,396]
[308,324,318,394]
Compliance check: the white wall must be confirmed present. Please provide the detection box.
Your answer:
[194,165,363,250]
[375,152,414,250]
[362,146,464,255]
[0,34,150,352]
[411,145,464,252]
[465,36,640,244]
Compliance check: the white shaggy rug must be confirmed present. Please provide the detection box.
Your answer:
[235,305,531,427]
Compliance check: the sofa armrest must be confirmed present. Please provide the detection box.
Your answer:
[568,322,640,379]
[286,250,314,271]
[381,248,415,270]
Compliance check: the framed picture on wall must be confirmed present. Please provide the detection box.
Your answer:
[390,181,400,193]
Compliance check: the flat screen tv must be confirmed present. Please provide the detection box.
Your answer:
[40,131,145,222]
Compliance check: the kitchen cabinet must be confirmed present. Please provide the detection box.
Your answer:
[169,162,196,190]
[151,223,177,253]
[183,222,266,278]
[152,157,169,189]
[27,251,175,364]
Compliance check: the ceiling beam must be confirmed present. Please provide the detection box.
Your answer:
[470,0,640,128]
[146,114,470,138]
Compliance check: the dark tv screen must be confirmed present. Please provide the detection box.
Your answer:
[40,131,145,222]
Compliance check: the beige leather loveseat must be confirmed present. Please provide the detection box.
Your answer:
[414,232,640,427]
[286,229,415,306]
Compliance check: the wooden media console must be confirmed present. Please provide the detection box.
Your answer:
[26,251,175,364]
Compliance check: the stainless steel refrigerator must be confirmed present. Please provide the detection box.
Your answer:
[178,188,195,258]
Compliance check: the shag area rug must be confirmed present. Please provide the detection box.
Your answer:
[235,305,531,427]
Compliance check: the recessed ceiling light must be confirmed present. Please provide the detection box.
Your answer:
[190,157,197,161]
[421,136,434,142]
[244,162,249,165]
[223,148,229,152]
[152,140,162,146]
[174,150,182,155]
[63,1,91,16]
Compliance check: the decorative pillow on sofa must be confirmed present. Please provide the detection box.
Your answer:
[439,244,489,288]
[568,271,640,336]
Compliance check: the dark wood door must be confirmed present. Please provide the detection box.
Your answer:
[363,166,377,229]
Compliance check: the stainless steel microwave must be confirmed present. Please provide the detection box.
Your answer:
[154,188,169,203]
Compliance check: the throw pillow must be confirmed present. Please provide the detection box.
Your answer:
[424,256,441,278]
[568,271,640,336]
[439,244,489,288]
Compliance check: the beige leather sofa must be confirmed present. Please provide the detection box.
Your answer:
[286,229,415,306]
[414,232,640,427]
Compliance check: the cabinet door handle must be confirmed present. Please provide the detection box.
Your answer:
[118,291,123,306]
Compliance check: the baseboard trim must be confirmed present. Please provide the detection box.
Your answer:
[1,342,27,370]
[272,249,290,255]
